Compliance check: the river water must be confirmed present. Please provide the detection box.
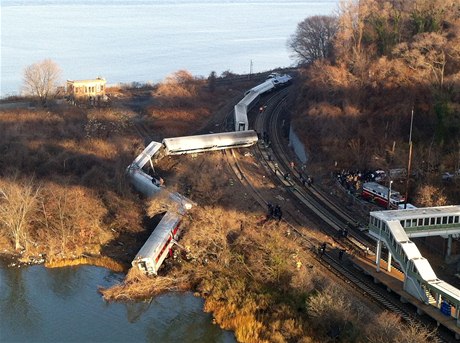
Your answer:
[0,260,235,342]
[1,0,337,96]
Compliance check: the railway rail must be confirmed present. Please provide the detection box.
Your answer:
[129,77,453,341]
[222,86,452,342]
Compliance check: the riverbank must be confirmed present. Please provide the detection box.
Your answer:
[0,72,438,342]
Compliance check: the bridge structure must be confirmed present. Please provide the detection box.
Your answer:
[368,205,460,335]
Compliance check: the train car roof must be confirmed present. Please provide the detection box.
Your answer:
[163,130,258,152]
[371,205,460,222]
[250,80,274,94]
[133,141,163,168]
[127,168,162,197]
[133,211,181,261]
[239,90,259,106]
[234,103,248,123]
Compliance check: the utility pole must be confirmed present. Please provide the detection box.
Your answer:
[388,179,393,210]
[249,59,253,79]
[404,107,414,208]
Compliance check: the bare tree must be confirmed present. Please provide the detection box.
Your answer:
[289,15,338,64]
[393,32,450,89]
[22,59,61,103]
[416,184,447,206]
[0,177,40,250]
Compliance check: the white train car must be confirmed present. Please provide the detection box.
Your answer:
[272,74,292,87]
[163,130,258,155]
[131,211,182,275]
[126,166,162,197]
[362,182,405,208]
[132,141,163,169]
[234,74,291,131]
[234,91,259,131]
[126,166,194,210]
[249,79,276,94]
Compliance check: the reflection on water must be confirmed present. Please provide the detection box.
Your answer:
[1,265,41,337]
[0,261,235,343]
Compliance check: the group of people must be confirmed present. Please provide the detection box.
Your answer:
[336,169,386,193]
[318,242,347,261]
[338,227,349,238]
[262,132,270,146]
[299,175,313,187]
[267,202,282,221]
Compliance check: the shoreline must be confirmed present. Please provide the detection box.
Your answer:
[0,250,127,273]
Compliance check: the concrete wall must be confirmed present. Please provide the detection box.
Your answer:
[289,124,308,164]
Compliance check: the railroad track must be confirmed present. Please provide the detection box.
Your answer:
[129,81,451,341]
[222,88,451,342]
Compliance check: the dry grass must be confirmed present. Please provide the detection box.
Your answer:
[45,256,126,272]
[100,267,192,301]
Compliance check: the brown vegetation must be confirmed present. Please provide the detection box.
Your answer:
[102,198,437,342]
[291,0,460,204]
[0,69,235,263]
[0,47,446,341]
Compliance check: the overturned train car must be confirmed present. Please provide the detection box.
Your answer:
[131,211,182,275]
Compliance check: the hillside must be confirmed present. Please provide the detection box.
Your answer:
[291,0,460,205]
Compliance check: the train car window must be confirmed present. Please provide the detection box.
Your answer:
[431,217,436,225]
[412,219,417,226]
[418,219,423,226]
[400,220,405,227]
[455,216,459,224]
[424,218,430,226]
[443,217,448,224]
[437,217,441,225]
[448,216,453,224]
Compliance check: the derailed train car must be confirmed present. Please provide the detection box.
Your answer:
[234,73,292,131]
[127,74,291,276]
[162,130,258,155]
[131,211,182,275]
